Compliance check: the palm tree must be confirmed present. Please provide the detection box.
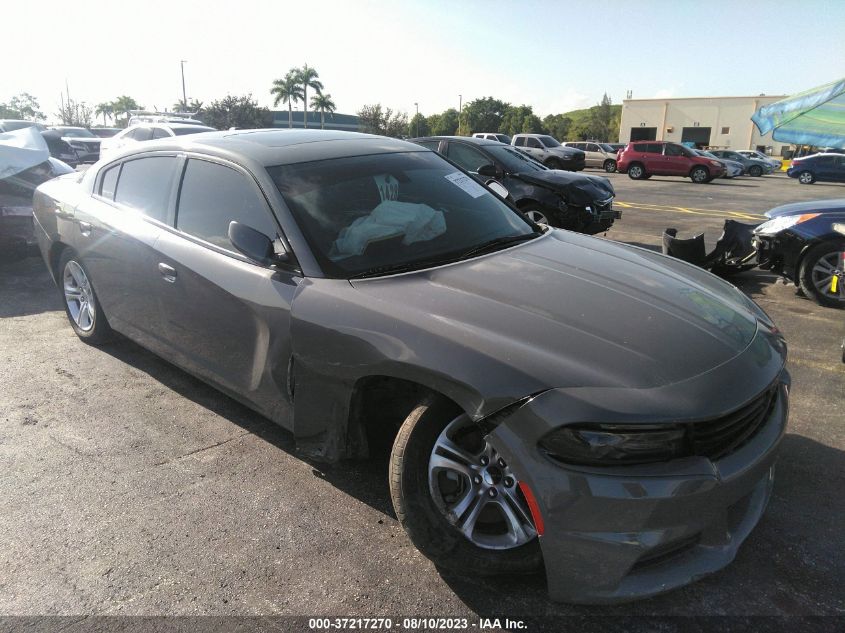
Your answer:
[311,93,336,130]
[297,64,323,129]
[112,96,141,127]
[94,102,114,126]
[271,71,304,128]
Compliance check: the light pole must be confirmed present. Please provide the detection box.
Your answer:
[458,94,462,135]
[180,60,187,112]
[414,102,419,137]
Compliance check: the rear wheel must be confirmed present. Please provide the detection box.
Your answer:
[390,400,541,576]
[748,165,763,177]
[799,243,845,308]
[690,166,710,183]
[627,163,646,180]
[603,159,617,173]
[59,250,113,344]
[798,170,815,184]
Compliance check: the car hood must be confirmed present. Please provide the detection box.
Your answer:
[350,230,766,391]
[765,198,845,218]
[512,169,615,204]
[548,147,582,158]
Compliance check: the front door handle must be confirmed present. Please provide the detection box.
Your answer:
[158,262,177,283]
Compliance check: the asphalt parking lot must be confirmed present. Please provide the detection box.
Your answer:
[1,170,843,624]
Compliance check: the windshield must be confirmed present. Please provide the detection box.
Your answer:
[172,126,216,135]
[538,135,561,148]
[268,151,537,278]
[59,128,97,138]
[486,145,548,172]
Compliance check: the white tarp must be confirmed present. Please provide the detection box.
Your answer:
[0,126,50,180]
[331,200,447,259]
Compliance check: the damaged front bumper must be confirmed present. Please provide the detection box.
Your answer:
[486,329,789,604]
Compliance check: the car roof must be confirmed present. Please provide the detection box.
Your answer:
[412,135,504,146]
[114,129,429,166]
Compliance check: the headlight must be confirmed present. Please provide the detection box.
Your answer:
[538,423,687,466]
[754,213,819,236]
[69,141,86,149]
[709,160,722,167]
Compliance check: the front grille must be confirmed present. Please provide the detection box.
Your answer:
[688,385,779,460]
[631,533,700,571]
[594,198,613,212]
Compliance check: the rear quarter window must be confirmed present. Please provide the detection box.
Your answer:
[99,164,120,199]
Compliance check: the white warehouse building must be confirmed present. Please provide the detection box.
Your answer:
[619,95,792,156]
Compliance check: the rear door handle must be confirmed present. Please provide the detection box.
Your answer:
[158,262,177,283]
[79,221,92,236]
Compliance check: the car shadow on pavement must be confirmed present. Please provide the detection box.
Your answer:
[97,335,397,519]
[0,255,63,318]
[435,433,845,618]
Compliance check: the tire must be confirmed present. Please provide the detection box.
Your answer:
[389,398,542,576]
[748,165,763,177]
[58,249,113,344]
[603,159,617,173]
[798,170,815,184]
[520,204,550,226]
[627,163,646,180]
[690,166,710,183]
[798,242,845,309]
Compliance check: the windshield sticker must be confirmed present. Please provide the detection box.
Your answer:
[374,174,399,202]
[445,172,487,198]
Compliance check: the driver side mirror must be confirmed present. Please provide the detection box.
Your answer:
[228,221,290,266]
[476,163,501,178]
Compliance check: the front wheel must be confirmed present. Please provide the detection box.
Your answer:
[690,166,710,183]
[389,400,542,576]
[521,204,550,225]
[748,165,763,177]
[603,159,617,173]
[799,242,845,308]
[59,250,113,344]
[798,170,815,184]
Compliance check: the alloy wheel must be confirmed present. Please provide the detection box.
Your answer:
[811,253,845,304]
[63,260,96,332]
[524,209,549,224]
[629,165,643,179]
[428,415,537,550]
[798,171,815,184]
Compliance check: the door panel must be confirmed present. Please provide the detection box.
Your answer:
[153,231,299,425]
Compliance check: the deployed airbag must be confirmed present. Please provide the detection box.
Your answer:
[331,200,446,259]
[0,127,50,179]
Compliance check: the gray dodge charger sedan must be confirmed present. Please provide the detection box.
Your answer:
[32,129,789,603]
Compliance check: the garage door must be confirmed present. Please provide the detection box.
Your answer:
[681,127,711,148]
[631,127,657,141]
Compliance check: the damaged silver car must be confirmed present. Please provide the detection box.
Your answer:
[32,130,789,603]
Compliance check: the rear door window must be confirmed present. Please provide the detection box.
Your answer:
[152,127,171,139]
[113,156,178,221]
[526,138,542,149]
[176,159,279,253]
[514,137,526,147]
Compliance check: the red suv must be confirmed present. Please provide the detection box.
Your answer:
[617,141,725,183]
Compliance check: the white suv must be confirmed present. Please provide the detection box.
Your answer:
[100,122,215,159]
[472,132,511,144]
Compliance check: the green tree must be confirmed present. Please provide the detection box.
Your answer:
[172,98,204,113]
[310,93,336,129]
[429,108,458,135]
[95,102,114,126]
[201,94,271,130]
[56,99,93,126]
[543,114,572,140]
[7,93,45,120]
[408,112,430,137]
[462,97,509,135]
[500,105,536,136]
[112,96,142,127]
[271,71,304,128]
[357,104,408,137]
[297,64,323,129]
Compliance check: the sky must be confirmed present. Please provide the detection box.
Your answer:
[4,0,845,122]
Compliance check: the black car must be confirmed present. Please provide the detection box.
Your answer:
[787,153,845,184]
[753,198,845,307]
[41,130,80,167]
[412,136,619,234]
[32,129,788,604]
